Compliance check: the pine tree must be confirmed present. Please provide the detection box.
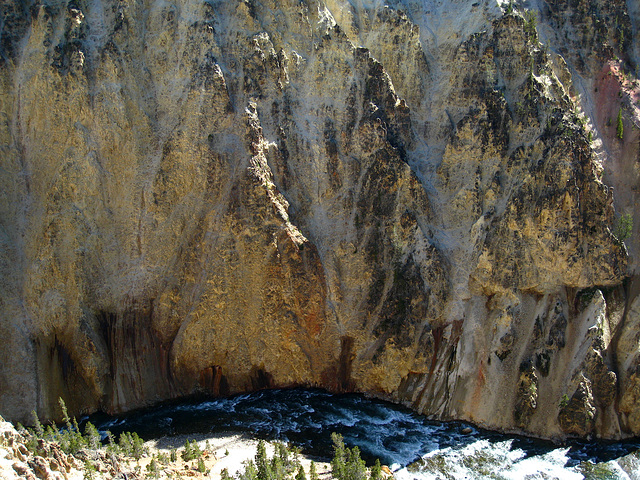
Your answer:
[309,461,319,480]
[84,422,101,450]
[370,459,382,480]
[295,465,307,480]
[271,454,285,480]
[256,439,271,480]
[331,433,346,480]
[239,460,259,480]
[146,456,159,479]
[31,411,44,438]
[345,446,367,480]
[182,439,193,461]
[275,442,290,471]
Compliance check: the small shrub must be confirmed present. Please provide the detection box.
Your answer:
[617,109,624,139]
[221,468,233,480]
[197,457,207,474]
[23,430,39,454]
[559,394,570,409]
[577,460,619,478]
[524,11,537,38]
[146,456,159,479]
[83,460,97,480]
[614,213,633,242]
[170,448,177,462]
[505,0,514,14]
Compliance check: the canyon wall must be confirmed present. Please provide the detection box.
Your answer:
[0,0,639,440]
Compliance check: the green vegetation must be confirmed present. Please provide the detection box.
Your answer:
[296,465,307,480]
[559,394,570,409]
[182,439,203,461]
[146,456,159,479]
[505,0,514,15]
[524,11,537,38]
[578,288,598,311]
[331,432,367,480]
[614,213,633,242]
[223,434,382,480]
[118,431,146,459]
[577,460,619,479]
[25,399,104,456]
[616,109,624,139]
[83,459,97,480]
[370,459,382,480]
[197,457,208,474]
[309,461,319,480]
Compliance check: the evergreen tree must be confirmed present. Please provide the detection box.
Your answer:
[309,461,319,480]
[345,446,367,480]
[31,410,44,438]
[331,433,346,480]
[276,442,291,471]
[238,460,259,480]
[295,465,307,480]
[58,398,84,454]
[271,454,285,480]
[146,456,159,479]
[182,439,194,461]
[84,422,101,450]
[256,439,272,480]
[370,459,382,480]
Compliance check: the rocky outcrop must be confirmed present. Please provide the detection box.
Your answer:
[0,0,639,440]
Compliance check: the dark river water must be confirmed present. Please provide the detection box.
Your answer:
[86,388,640,479]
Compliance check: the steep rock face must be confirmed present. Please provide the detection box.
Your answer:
[0,0,638,440]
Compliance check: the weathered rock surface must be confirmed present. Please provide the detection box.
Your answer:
[0,0,639,440]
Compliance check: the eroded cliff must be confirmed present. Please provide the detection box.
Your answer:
[0,0,639,440]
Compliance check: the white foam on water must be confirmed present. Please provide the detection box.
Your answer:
[503,448,582,480]
[394,440,595,480]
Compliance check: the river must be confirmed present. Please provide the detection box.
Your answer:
[87,388,640,479]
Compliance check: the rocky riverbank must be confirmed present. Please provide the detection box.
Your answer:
[0,415,339,480]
